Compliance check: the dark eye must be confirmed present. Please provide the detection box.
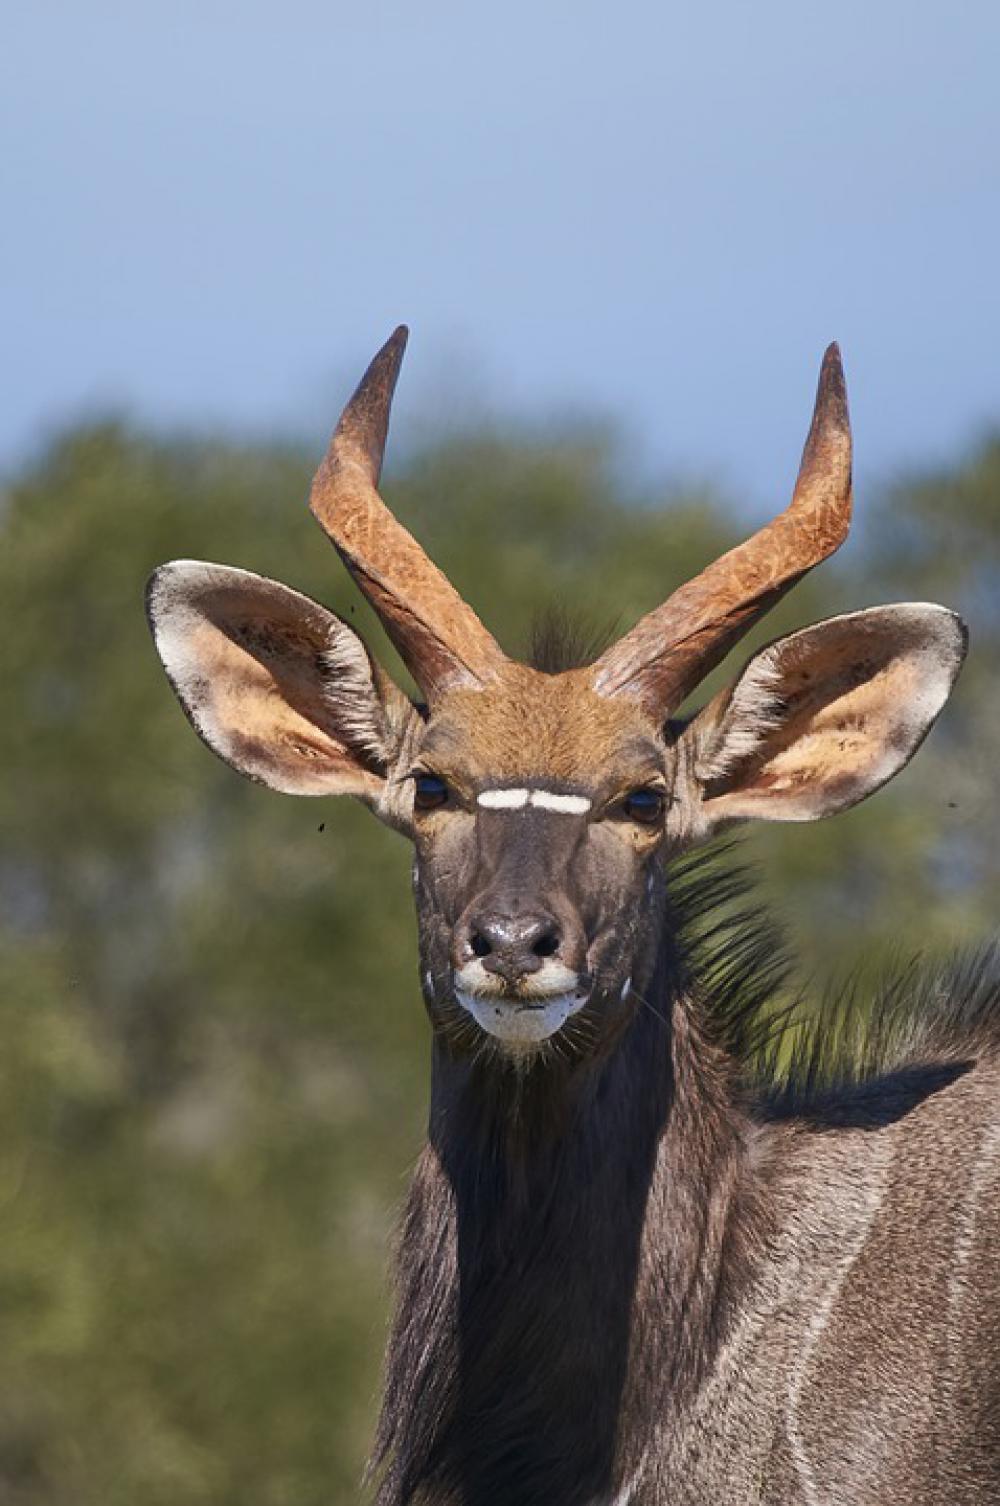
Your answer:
[414,772,450,811]
[621,788,666,825]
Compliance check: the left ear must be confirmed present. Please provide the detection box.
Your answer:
[678,604,967,833]
[146,560,422,830]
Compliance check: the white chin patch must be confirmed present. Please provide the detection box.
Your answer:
[455,989,585,1045]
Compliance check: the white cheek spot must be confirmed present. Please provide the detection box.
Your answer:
[477,787,530,809]
[620,975,632,1002]
[423,970,434,996]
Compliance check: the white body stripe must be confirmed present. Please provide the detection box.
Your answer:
[477,787,592,814]
[785,1177,884,1504]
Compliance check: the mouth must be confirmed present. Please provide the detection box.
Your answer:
[453,986,588,1045]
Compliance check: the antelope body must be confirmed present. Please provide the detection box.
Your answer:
[147,331,1000,1504]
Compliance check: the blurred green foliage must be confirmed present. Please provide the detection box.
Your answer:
[1,413,998,1502]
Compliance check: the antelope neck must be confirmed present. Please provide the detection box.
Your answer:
[371,941,755,1506]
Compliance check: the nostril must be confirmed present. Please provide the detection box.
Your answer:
[532,930,560,959]
[470,931,492,959]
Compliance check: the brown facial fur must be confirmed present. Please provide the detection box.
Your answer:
[422,664,663,788]
[410,665,671,1061]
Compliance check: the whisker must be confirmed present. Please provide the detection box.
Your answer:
[630,984,670,1031]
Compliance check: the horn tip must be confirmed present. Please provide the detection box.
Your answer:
[322,325,412,485]
[369,324,409,387]
[817,342,848,424]
[792,340,853,519]
[803,341,850,461]
[384,324,410,361]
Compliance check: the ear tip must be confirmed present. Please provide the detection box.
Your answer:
[145,560,183,619]
[941,606,970,663]
[878,602,970,682]
[910,600,968,639]
[926,605,970,683]
[145,560,252,635]
[917,604,969,705]
[146,558,214,597]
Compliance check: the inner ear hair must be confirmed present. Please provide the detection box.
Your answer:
[689,603,967,825]
[694,652,789,791]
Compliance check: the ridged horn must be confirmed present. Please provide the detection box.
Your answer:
[591,343,853,715]
[309,327,506,699]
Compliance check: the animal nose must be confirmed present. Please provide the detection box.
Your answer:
[466,911,563,985]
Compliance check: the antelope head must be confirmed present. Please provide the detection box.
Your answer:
[147,330,966,1059]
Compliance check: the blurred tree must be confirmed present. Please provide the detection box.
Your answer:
[0,415,996,1502]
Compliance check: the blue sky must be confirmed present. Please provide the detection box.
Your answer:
[4,0,998,507]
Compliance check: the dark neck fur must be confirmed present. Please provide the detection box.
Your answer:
[370,942,757,1506]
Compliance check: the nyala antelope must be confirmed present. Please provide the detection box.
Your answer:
[147,330,1000,1505]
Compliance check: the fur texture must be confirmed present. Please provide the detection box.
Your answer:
[369,850,1000,1506]
[144,337,983,1505]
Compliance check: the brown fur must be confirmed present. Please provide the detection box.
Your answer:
[425,667,659,785]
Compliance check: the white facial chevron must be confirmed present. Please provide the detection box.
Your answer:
[476,787,529,809]
[477,787,592,815]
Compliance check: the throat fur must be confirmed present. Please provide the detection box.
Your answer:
[370,962,752,1506]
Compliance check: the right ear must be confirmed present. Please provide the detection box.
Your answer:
[146,561,422,831]
[671,603,966,838]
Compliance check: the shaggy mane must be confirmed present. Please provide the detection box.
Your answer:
[667,845,1000,1121]
[528,604,618,673]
